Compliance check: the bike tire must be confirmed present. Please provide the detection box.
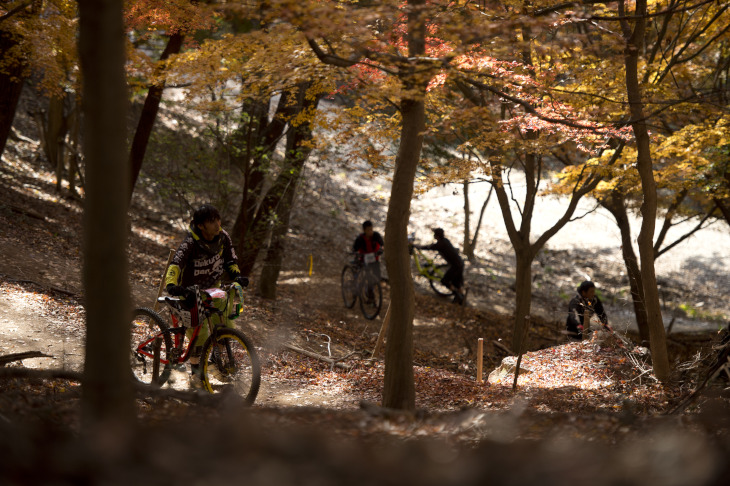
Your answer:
[200,328,261,405]
[428,264,453,297]
[130,307,173,386]
[359,280,382,320]
[341,265,357,309]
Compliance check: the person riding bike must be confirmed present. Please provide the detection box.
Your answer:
[164,204,249,386]
[414,228,466,305]
[352,220,383,303]
[566,280,608,341]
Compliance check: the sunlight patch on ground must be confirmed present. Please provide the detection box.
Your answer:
[134,224,177,247]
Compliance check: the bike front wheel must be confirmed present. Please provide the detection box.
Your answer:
[359,280,382,320]
[200,328,261,405]
[130,307,172,386]
[428,264,453,296]
[341,265,357,308]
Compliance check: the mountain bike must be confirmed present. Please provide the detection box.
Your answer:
[130,282,261,405]
[341,252,383,320]
[408,236,453,297]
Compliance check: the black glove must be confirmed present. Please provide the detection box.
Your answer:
[234,276,250,288]
[166,284,187,297]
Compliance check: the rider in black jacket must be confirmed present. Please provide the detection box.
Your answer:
[417,228,466,305]
[566,280,608,340]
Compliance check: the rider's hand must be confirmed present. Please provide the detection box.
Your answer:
[235,276,250,288]
[577,325,584,331]
[166,284,186,296]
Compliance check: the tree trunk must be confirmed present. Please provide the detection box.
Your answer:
[258,89,321,298]
[601,194,650,345]
[0,30,25,159]
[47,94,68,192]
[66,98,81,196]
[232,95,291,271]
[382,96,424,411]
[381,0,427,412]
[621,0,670,381]
[462,179,473,260]
[128,32,184,200]
[78,0,135,430]
[468,185,493,261]
[716,198,730,227]
[512,250,534,354]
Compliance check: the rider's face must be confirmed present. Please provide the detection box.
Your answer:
[364,227,374,238]
[581,288,596,300]
[197,218,221,241]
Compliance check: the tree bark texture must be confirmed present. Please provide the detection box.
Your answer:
[601,194,650,345]
[0,30,26,159]
[381,0,427,411]
[78,0,135,428]
[128,32,184,200]
[621,0,670,381]
[382,96,424,411]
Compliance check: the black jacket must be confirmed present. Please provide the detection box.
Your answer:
[353,232,384,257]
[566,293,608,333]
[165,224,241,289]
[422,237,463,268]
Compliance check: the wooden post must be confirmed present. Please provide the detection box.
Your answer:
[477,337,484,383]
[153,249,176,312]
[371,302,391,358]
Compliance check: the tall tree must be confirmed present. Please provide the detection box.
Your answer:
[128,32,184,199]
[259,83,325,298]
[77,0,135,429]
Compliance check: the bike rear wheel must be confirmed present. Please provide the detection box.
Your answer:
[130,308,172,386]
[359,280,382,320]
[200,328,261,405]
[341,265,357,308]
[428,264,453,296]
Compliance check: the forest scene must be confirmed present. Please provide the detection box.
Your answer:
[1,0,729,484]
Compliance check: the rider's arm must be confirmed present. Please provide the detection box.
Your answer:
[220,229,242,279]
[374,232,384,248]
[165,234,194,288]
[353,235,364,253]
[567,296,583,329]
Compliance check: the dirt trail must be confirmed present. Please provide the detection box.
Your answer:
[0,289,84,372]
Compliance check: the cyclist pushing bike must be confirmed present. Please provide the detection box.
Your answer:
[413,228,466,305]
[165,204,250,388]
[352,220,384,302]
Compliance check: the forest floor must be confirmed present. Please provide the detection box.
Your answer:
[1,96,729,484]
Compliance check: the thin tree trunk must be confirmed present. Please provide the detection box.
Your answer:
[601,194,650,345]
[621,0,669,381]
[47,94,67,192]
[66,98,81,195]
[715,198,730,227]
[0,31,25,158]
[233,95,291,270]
[258,89,321,298]
[128,32,184,199]
[463,179,473,260]
[469,184,493,260]
[78,0,135,430]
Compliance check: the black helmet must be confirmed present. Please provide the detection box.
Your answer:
[432,227,444,239]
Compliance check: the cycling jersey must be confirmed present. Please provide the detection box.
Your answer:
[353,232,384,261]
[165,224,241,290]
